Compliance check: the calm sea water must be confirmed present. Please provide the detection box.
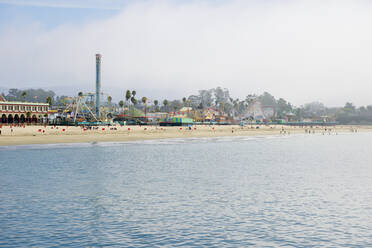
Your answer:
[1,133,372,247]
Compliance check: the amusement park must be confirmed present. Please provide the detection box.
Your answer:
[47,54,197,126]
[0,53,340,127]
[27,54,235,127]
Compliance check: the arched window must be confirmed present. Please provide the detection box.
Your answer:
[7,114,13,123]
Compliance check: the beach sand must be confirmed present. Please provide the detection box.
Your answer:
[0,124,370,146]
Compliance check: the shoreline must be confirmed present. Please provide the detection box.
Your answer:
[0,124,371,147]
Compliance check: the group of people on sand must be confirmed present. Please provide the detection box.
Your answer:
[280,127,290,135]
[0,124,19,135]
[277,126,343,135]
[305,129,315,134]
[303,127,340,135]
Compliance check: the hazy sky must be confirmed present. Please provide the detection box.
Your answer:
[1,0,372,106]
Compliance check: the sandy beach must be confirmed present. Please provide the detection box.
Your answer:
[0,124,371,146]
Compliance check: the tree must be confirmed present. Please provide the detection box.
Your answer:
[245,94,257,106]
[26,112,31,123]
[344,102,355,113]
[163,99,168,112]
[182,97,187,106]
[304,102,326,117]
[119,100,124,114]
[233,99,239,117]
[46,96,53,107]
[5,88,55,103]
[78,92,83,97]
[294,107,304,121]
[169,100,182,112]
[258,92,276,107]
[198,89,213,107]
[107,96,112,112]
[367,105,372,112]
[129,97,137,116]
[142,97,148,121]
[277,98,292,117]
[131,90,136,98]
[22,91,27,101]
[154,100,159,112]
[131,97,137,105]
[125,90,132,104]
[125,90,131,105]
[213,87,230,108]
[358,106,366,113]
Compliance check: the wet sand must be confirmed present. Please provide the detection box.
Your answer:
[0,124,370,146]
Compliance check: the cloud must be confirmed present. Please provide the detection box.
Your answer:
[0,0,124,9]
[1,0,372,106]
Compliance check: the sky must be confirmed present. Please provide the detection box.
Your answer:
[1,0,372,107]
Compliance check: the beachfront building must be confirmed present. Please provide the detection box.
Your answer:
[203,108,219,122]
[0,94,49,124]
[146,112,168,124]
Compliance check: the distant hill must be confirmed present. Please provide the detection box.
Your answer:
[3,88,56,103]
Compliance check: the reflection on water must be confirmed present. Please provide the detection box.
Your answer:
[1,133,372,247]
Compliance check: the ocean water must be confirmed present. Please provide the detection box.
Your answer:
[1,133,372,247]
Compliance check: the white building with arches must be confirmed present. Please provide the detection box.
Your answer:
[0,94,49,124]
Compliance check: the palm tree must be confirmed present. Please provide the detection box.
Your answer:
[154,100,159,112]
[119,100,124,114]
[46,96,53,107]
[131,97,137,105]
[130,97,137,116]
[142,97,148,122]
[163,99,168,112]
[182,97,187,106]
[107,96,112,112]
[22,91,27,102]
[125,90,131,106]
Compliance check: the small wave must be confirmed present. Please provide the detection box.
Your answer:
[0,132,353,151]
[0,142,99,151]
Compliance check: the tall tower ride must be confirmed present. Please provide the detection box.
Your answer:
[95,54,102,119]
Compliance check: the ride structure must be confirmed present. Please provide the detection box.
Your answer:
[57,54,114,125]
[95,54,102,119]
